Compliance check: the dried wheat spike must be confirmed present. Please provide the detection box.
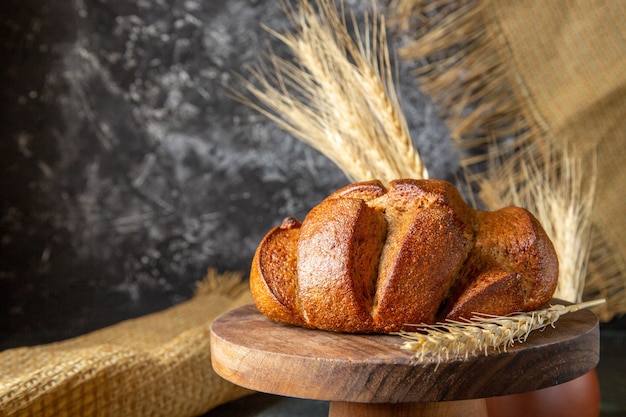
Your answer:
[233,0,428,182]
[397,299,605,365]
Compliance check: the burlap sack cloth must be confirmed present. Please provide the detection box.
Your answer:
[486,1,626,316]
[389,0,626,319]
[0,271,253,417]
[1,1,625,416]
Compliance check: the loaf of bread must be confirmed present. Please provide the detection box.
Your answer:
[250,179,559,333]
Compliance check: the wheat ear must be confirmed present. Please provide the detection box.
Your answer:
[398,299,604,365]
[232,0,427,183]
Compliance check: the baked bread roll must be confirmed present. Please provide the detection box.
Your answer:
[250,179,558,333]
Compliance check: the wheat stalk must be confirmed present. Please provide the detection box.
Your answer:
[232,0,428,183]
[398,299,605,365]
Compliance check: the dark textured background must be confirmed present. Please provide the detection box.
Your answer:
[0,0,456,349]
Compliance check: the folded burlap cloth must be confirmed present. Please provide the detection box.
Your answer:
[389,0,626,320]
[0,270,253,417]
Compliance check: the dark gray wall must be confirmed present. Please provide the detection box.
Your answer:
[0,0,456,348]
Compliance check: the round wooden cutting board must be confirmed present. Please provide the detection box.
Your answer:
[210,304,598,417]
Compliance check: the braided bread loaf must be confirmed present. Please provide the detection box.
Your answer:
[250,179,558,333]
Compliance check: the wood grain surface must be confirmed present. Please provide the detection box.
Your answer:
[328,400,488,417]
[210,304,599,403]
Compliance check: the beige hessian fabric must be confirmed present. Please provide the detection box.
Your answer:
[483,0,626,313]
[390,0,626,319]
[0,271,253,417]
[485,0,626,278]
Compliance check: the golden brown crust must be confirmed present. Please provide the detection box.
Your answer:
[443,207,558,320]
[297,198,387,332]
[249,218,305,327]
[444,270,526,320]
[327,179,387,201]
[372,180,476,331]
[250,179,559,333]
